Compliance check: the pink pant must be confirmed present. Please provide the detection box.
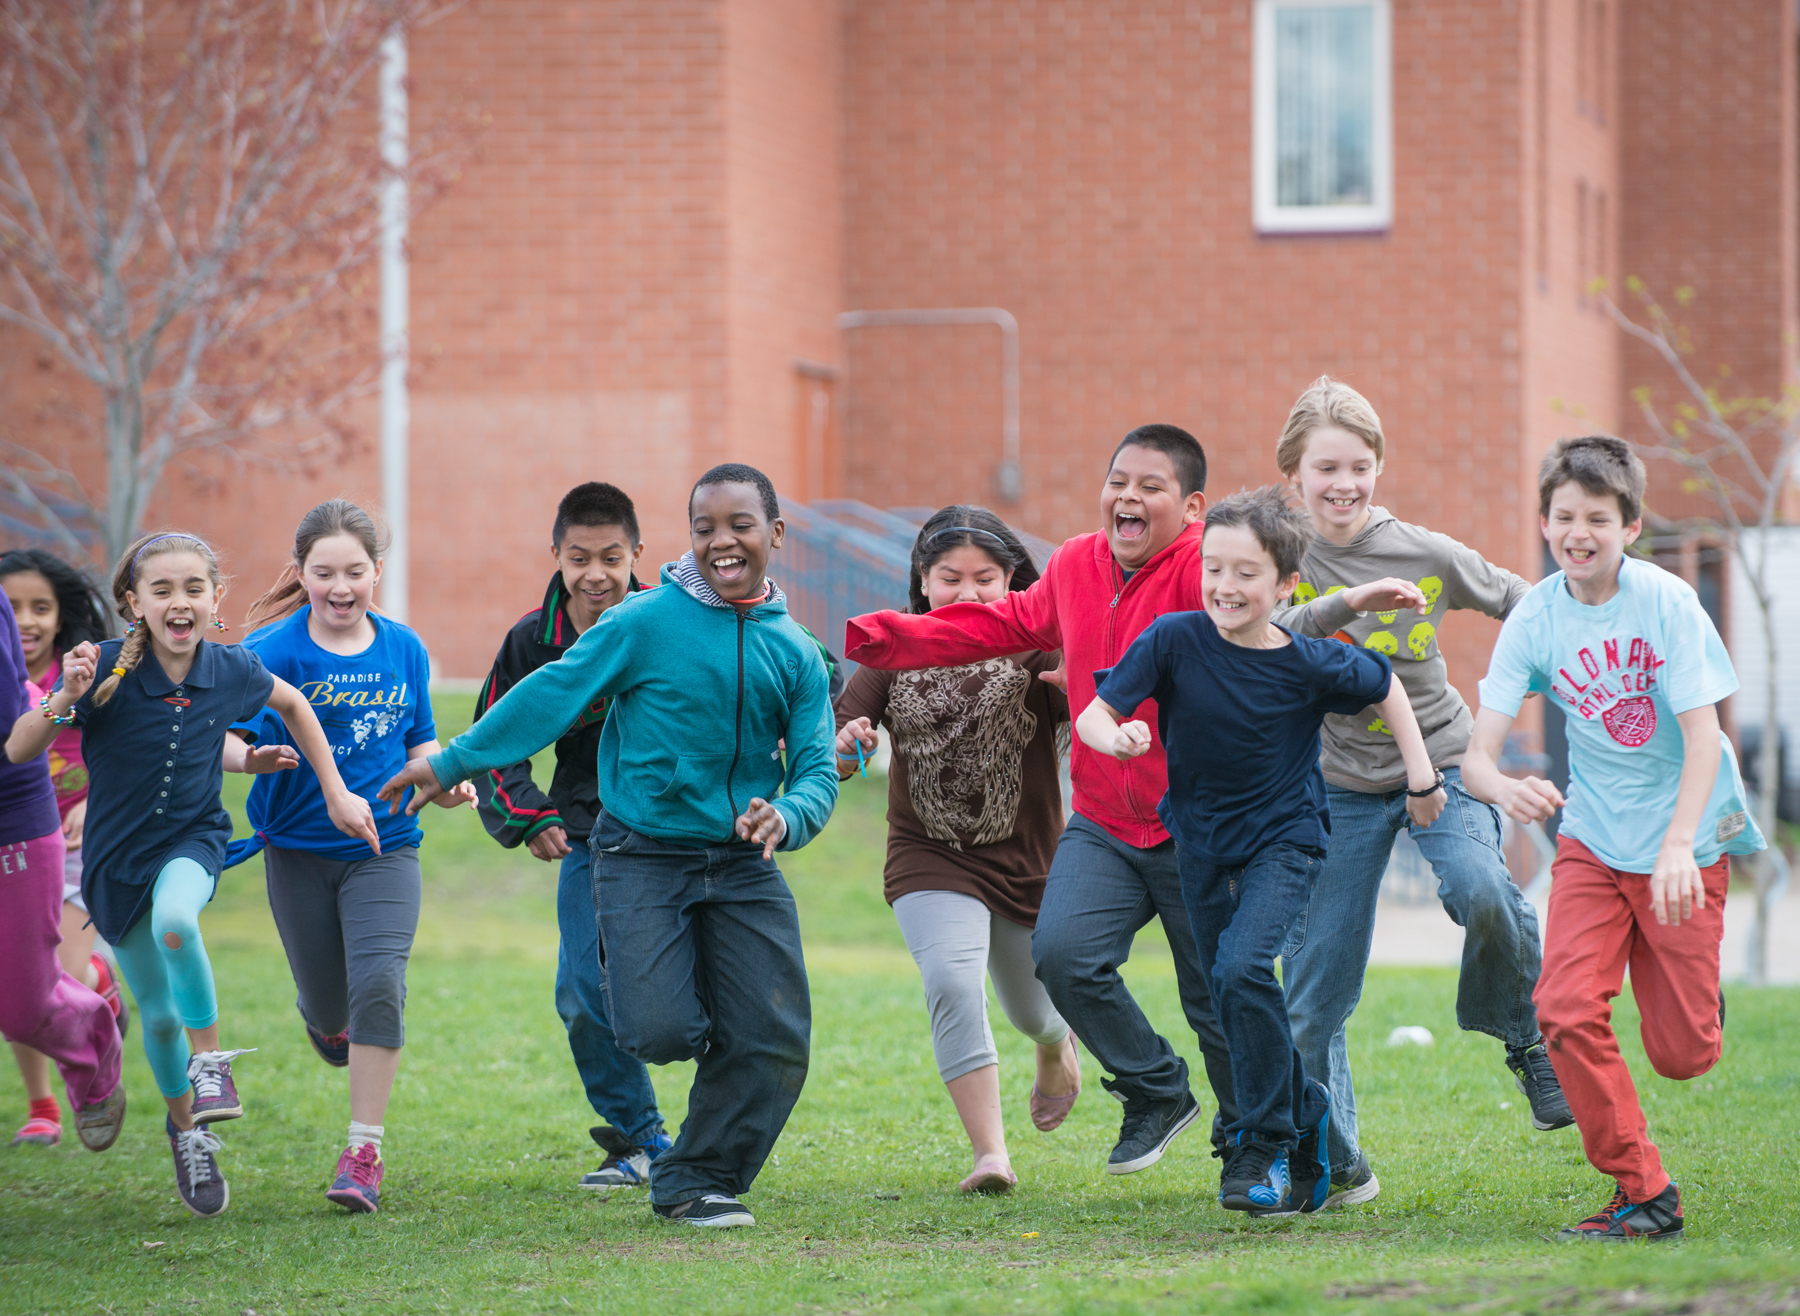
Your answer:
[1535,834,1727,1202]
[0,830,121,1110]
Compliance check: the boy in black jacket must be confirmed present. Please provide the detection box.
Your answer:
[475,483,670,1188]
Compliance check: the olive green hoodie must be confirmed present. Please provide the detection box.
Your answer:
[1274,507,1529,792]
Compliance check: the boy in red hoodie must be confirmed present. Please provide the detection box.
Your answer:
[846,426,1235,1176]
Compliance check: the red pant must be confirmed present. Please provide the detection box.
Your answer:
[1534,834,1727,1202]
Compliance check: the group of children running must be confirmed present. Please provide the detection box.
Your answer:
[2,376,1762,1245]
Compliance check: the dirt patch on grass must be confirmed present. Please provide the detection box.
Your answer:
[1324,1281,1800,1314]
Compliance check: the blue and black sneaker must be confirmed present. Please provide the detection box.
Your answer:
[1218,1133,1291,1215]
[1286,1082,1331,1214]
[581,1125,672,1188]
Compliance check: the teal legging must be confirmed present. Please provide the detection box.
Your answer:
[110,858,219,1098]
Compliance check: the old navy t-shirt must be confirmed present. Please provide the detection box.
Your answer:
[1094,612,1393,865]
[235,608,436,859]
[1478,556,1764,872]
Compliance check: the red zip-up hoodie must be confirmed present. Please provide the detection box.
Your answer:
[844,521,1205,849]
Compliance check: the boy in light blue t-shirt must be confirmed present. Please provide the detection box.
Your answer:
[1463,436,1764,1245]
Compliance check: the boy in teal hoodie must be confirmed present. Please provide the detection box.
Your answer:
[381,464,838,1228]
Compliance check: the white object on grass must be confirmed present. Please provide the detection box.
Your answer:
[1386,1025,1434,1047]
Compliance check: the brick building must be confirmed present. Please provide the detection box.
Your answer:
[14,0,1796,690]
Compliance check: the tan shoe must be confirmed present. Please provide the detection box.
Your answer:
[1029,1031,1081,1132]
[74,1082,126,1152]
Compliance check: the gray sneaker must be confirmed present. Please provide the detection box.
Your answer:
[1323,1149,1381,1208]
[166,1116,229,1218]
[188,1048,254,1125]
[74,1083,127,1152]
[579,1125,671,1188]
[1106,1089,1200,1174]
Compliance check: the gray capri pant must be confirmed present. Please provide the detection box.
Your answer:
[892,889,1069,1083]
[264,844,421,1049]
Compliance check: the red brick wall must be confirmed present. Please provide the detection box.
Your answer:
[841,0,1533,706]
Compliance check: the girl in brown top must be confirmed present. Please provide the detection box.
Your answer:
[836,506,1079,1194]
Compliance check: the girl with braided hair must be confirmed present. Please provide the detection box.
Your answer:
[6,531,379,1218]
[834,506,1079,1194]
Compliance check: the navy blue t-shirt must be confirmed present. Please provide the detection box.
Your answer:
[1094,613,1392,866]
[233,608,436,860]
[67,639,275,942]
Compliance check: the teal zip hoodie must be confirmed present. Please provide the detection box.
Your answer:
[429,556,838,850]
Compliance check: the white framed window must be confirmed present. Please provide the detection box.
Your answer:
[1253,0,1393,234]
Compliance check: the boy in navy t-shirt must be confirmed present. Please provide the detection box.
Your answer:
[1078,487,1448,1216]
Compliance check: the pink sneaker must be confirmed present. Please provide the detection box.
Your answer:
[325,1143,383,1214]
[1029,1031,1081,1132]
[11,1114,60,1147]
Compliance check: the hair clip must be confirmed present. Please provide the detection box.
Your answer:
[123,619,137,636]
[212,617,229,631]
[111,666,126,677]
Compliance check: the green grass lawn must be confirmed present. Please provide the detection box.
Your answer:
[2,696,1796,1314]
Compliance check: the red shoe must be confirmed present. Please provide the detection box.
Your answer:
[90,954,129,1041]
[11,1114,61,1147]
[325,1143,384,1214]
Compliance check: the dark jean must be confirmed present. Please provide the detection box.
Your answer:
[1281,767,1542,1173]
[589,810,811,1207]
[1178,841,1328,1150]
[1032,813,1237,1130]
[557,842,664,1146]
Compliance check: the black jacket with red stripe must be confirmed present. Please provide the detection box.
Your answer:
[472,571,843,847]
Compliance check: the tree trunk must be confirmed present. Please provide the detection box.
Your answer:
[1748,561,1780,988]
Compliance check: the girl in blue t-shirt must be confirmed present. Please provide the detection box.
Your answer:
[229,500,473,1216]
[7,531,379,1219]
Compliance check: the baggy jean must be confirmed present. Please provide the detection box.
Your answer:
[588,811,810,1207]
[0,831,121,1111]
[1281,767,1543,1173]
[1031,813,1238,1130]
[1179,842,1330,1149]
[1535,835,1727,1202]
[558,841,664,1145]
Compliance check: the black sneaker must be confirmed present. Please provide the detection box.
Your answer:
[1286,1082,1331,1214]
[1557,1181,1683,1243]
[166,1115,229,1218]
[305,1020,350,1068]
[1106,1089,1200,1175]
[1218,1134,1291,1215]
[1323,1149,1381,1208]
[653,1194,755,1228]
[1506,1042,1574,1131]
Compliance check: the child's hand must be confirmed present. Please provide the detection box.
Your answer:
[433,781,479,810]
[62,798,86,848]
[1405,782,1448,828]
[1343,579,1429,615]
[528,825,572,861]
[1109,719,1153,760]
[1649,839,1704,926]
[61,642,99,701]
[1038,659,1067,693]
[326,786,382,855]
[1495,774,1563,826]
[377,759,448,815]
[243,743,301,774]
[836,717,878,761]
[736,797,788,860]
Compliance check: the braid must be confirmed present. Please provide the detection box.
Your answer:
[90,624,150,708]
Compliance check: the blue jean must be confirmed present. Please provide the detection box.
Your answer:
[1281,767,1543,1174]
[1178,842,1329,1150]
[1032,813,1237,1131]
[557,842,664,1146]
[588,811,811,1207]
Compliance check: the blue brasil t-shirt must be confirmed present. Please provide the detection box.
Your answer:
[1095,612,1393,865]
[1478,556,1765,872]
[234,608,436,860]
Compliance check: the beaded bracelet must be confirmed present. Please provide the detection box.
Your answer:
[38,693,76,727]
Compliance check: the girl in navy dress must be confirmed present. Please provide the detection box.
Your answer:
[228,500,473,1215]
[7,531,378,1218]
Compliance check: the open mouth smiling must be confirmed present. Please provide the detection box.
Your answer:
[710,555,748,583]
[1114,512,1146,541]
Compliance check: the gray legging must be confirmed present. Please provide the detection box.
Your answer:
[263,844,421,1049]
[892,889,1068,1082]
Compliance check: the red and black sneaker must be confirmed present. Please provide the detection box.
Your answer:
[1557,1181,1684,1243]
[305,1020,351,1068]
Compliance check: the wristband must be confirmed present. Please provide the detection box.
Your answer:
[1406,769,1446,799]
[38,694,76,727]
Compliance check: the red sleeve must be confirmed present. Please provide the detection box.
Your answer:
[845,551,1064,670]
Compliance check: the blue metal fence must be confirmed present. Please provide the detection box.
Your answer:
[778,499,1057,665]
